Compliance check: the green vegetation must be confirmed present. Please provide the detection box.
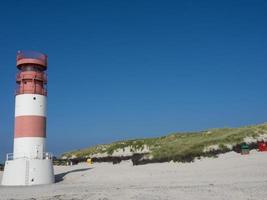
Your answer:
[61,123,267,162]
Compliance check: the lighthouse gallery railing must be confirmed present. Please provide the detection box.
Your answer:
[6,152,53,161]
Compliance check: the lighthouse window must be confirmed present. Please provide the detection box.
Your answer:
[33,97,36,100]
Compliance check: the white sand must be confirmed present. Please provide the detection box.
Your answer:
[0,150,267,200]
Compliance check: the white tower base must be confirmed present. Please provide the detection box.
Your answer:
[2,157,54,186]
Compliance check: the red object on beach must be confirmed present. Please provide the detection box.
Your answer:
[258,142,267,152]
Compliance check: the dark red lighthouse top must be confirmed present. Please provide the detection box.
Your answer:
[16,50,48,96]
[16,50,47,70]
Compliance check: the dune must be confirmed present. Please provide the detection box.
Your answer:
[0,150,267,200]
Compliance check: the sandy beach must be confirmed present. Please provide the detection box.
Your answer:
[0,150,266,200]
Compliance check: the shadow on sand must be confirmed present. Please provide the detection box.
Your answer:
[55,168,92,183]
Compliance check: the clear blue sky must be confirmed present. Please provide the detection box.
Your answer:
[0,0,266,160]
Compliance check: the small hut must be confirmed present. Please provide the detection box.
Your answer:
[241,143,250,155]
[258,141,267,152]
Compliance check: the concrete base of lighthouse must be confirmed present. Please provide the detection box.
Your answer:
[1,158,54,186]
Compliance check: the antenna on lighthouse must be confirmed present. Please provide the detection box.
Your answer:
[1,50,55,186]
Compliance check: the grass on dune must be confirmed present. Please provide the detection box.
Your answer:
[62,123,267,161]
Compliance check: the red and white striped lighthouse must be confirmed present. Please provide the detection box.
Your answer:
[2,51,55,186]
[14,50,48,159]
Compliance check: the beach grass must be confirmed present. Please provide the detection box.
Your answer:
[61,123,267,161]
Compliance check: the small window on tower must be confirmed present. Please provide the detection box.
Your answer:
[33,97,36,100]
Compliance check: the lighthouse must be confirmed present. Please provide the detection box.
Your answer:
[2,51,55,186]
